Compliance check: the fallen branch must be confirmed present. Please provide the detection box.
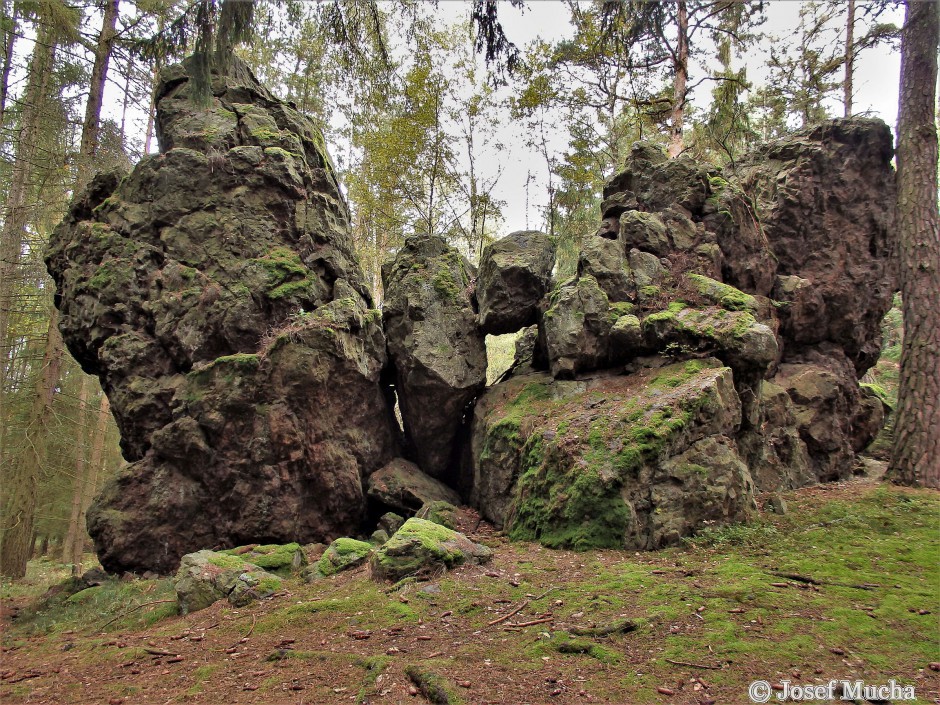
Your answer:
[767,571,880,591]
[487,600,529,626]
[665,657,723,671]
[99,600,177,630]
[143,648,177,657]
[503,617,554,628]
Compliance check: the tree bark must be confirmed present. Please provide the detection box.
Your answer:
[76,0,120,188]
[0,0,18,132]
[887,0,940,488]
[667,0,688,158]
[62,376,91,567]
[1,309,64,578]
[844,0,855,117]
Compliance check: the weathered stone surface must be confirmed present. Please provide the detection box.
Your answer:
[416,501,458,530]
[739,118,898,373]
[48,57,396,574]
[382,235,487,482]
[772,347,884,482]
[542,276,613,378]
[367,458,462,515]
[477,230,555,335]
[471,359,754,550]
[174,550,281,614]
[370,518,492,582]
[219,543,306,577]
[305,538,373,580]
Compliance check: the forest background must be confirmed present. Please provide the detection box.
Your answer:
[0,0,916,579]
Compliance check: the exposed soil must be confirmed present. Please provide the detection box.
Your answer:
[2,472,938,705]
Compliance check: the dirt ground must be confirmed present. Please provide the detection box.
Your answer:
[2,475,938,705]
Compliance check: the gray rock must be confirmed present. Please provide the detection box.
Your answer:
[370,518,492,582]
[542,276,612,379]
[367,458,462,514]
[174,550,281,614]
[47,56,397,574]
[471,359,751,550]
[382,235,487,482]
[477,230,556,335]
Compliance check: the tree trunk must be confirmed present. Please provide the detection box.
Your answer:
[0,309,64,578]
[62,376,91,567]
[0,22,56,398]
[76,0,120,188]
[667,0,688,158]
[844,0,855,117]
[74,392,111,574]
[887,0,940,488]
[0,0,18,132]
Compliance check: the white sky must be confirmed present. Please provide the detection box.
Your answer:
[93,1,905,241]
[489,0,905,233]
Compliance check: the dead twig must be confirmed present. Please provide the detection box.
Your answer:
[488,600,529,626]
[665,657,723,671]
[143,648,177,657]
[503,617,554,628]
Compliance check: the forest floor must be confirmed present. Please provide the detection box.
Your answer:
[1,469,938,705]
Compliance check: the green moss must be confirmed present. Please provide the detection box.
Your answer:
[860,382,893,410]
[251,126,280,141]
[496,362,723,551]
[639,285,661,297]
[264,146,300,159]
[432,267,461,303]
[207,553,247,570]
[644,301,688,324]
[686,273,757,312]
[316,538,373,577]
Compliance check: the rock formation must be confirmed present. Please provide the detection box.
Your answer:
[382,234,487,484]
[47,43,896,573]
[47,57,396,574]
[470,118,896,550]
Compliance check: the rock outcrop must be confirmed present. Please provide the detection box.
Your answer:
[469,118,896,549]
[47,57,396,574]
[382,235,487,484]
[48,42,896,576]
[477,230,556,335]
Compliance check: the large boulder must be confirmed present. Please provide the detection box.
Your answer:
[370,518,492,582]
[382,234,487,483]
[367,458,462,515]
[477,230,556,334]
[771,347,885,482]
[738,118,898,374]
[471,359,756,550]
[47,57,396,574]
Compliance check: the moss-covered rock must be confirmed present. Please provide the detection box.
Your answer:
[416,501,458,530]
[307,538,374,580]
[542,275,613,378]
[471,360,752,551]
[370,518,492,582]
[477,230,555,335]
[173,549,281,614]
[382,235,486,482]
[220,543,306,577]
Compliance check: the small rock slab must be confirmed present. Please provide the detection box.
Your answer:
[368,458,462,514]
[174,549,282,614]
[370,518,492,582]
[304,538,373,580]
[220,542,306,576]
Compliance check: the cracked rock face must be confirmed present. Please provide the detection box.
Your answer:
[382,234,487,485]
[46,57,396,574]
